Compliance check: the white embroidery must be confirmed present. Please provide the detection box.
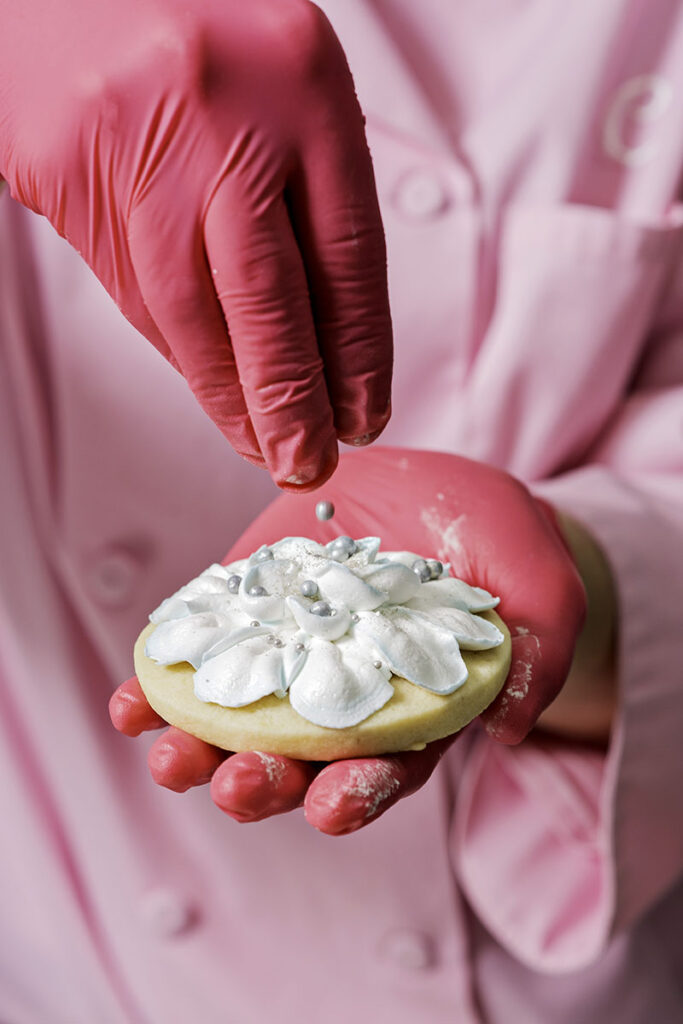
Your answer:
[602,74,673,168]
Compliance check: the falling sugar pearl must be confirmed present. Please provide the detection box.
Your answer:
[315,500,335,522]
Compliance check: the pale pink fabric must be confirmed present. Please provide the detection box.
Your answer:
[2,1,683,1021]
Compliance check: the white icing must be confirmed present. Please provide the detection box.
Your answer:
[146,536,504,729]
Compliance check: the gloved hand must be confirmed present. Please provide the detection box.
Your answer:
[110,448,587,833]
[0,0,392,489]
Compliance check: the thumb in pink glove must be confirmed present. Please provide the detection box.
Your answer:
[0,0,392,489]
[111,447,588,834]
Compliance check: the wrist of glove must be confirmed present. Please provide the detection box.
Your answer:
[110,447,587,834]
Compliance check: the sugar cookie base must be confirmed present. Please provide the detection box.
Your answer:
[134,612,511,761]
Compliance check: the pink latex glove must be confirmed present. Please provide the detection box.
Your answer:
[0,0,392,489]
[111,448,586,833]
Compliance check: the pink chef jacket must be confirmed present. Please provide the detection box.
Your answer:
[2,1,683,1021]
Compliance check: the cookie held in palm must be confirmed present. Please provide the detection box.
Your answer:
[134,536,511,761]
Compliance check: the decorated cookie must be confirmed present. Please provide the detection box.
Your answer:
[134,536,511,760]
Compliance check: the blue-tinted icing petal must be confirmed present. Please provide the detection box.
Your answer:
[358,562,420,604]
[149,595,194,624]
[200,625,271,662]
[348,537,382,565]
[352,608,469,694]
[287,597,352,640]
[314,562,386,611]
[198,563,231,581]
[282,639,308,691]
[410,607,503,650]
[145,613,232,668]
[238,561,295,622]
[406,577,499,613]
[378,550,428,569]
[194,636,286,707]
[288,637,393,728]
[184,594,244,617]
[270,537,328,561]
[176,575,232,599]
[222,557,249,576]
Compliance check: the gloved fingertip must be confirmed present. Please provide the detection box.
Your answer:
[303,759,402,836]
[210,752,315,822]
[148,738,194,792]
[273,448,339,493]
[109,677,166,736]
[338,410,392,449]
[148,729,224,792]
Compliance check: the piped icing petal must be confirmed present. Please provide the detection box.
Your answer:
[149,595,193,624]
[199,563,232,581]
[358,562,421,603]
[288,638,393,728]
[194,636,286,706]
[352,608,469,694]
[287,597,352,640]
[406,577,499,612]
[238,561,296,622]
[346,536,382,566]
[314,562,387,611]
[145,612,232,668]
[221,557,249,576]
[410,606,504,650]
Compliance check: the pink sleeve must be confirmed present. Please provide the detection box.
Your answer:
[453,262,683,972]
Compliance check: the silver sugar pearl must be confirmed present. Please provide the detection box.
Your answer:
[328,547,350,562]
[250,620,261,628]
[273,638,284,648]
[427,559,443,580]
[227,574,241,594]
[309,600,332,617]
[300,579,318,598]
[253,546,274,562]
[332,535,357,554]
[412,558,432,583]
[294,642,306,653]
[351,613,360,623]
[248,585,268,597]
[373,660,383,670]
[315,500,335,521]
[266,634,277,644]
